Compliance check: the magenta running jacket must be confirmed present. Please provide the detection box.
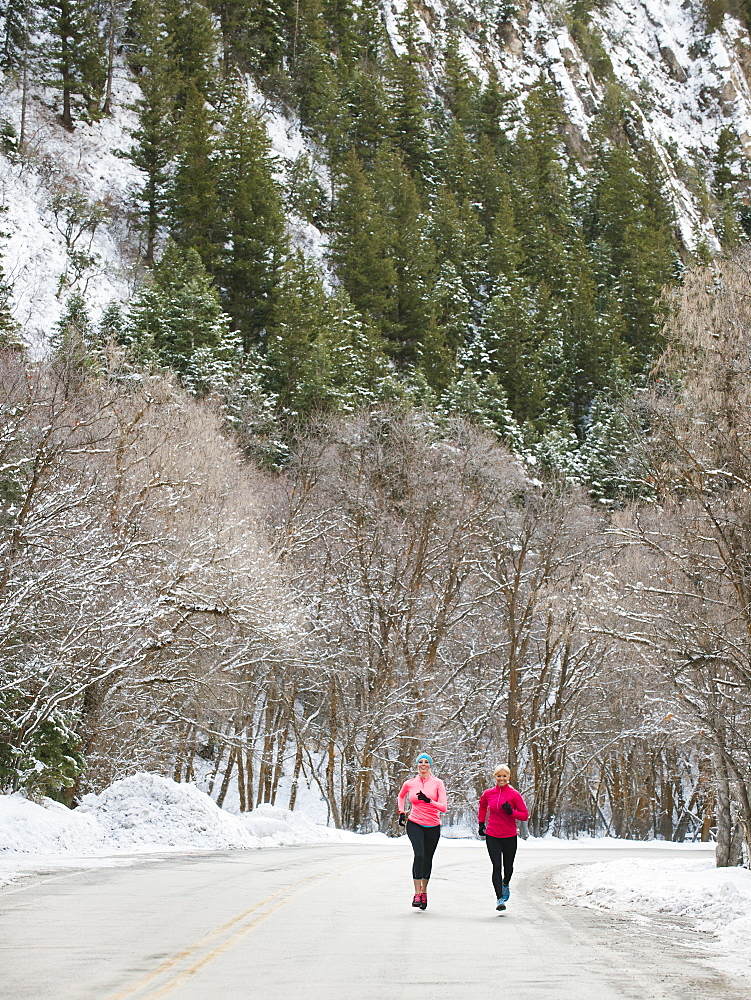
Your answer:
[478,785,529,838]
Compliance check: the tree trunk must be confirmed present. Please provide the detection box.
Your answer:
[103,0,116,116]
[245,743,254,811]
[714,752,732,867]
[236,730,246,812]
[60,1,74,130]
[288,741,303,811]
[326,682,341,828]
[216,747,236,809]
[206,739,226,797]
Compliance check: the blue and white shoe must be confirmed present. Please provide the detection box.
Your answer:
[501,884,510,902]
[496,897,506,911]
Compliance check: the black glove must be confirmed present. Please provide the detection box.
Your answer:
[478,822,486,838]
[417,791,431,803]
[398,812,406,826]
[502,801,513,816]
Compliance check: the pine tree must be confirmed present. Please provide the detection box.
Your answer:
[323,0,358,55]
[264,251,389,414]
[510,79,572,286]
[388,2,430,178]
[162,0,218,103]
[486,193,526,290]
[711,125,746,244]
[371,144,435,362]
[169,83,222,271]
[290,0,338,133]
[329,148,397,328]
[264,250,328,410]
[125,239,231,374]
[98,301,126,343]
[472,65,516,155]
[333,65,391,164]
[442,38,478,132]
[38,0,106,128]
[216,91,288,349]
[436,119,477,203]
[439,365,522,447]
[579,382,648,503]
[584,126,677,367]
[429,186,488,313]
[540,236,623,432]
[210,0,288,75]
[432,262,471,355]
[126,2,179,261]
[1,0,34,71]
[50,292,101,393]
[480,274,542,424]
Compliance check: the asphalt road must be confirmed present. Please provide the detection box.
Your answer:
[0,840,746,999]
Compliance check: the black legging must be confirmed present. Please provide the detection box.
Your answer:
[406,820,441,880]
[485,834,517,896]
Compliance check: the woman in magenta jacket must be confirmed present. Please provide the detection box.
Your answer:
[478,763,529,911]
[397,753,447,910]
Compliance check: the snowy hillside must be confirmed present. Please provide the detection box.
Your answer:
[2,1,751,345]
[396,0,751,247]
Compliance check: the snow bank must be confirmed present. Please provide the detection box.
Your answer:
[76,773,258,850]
[0,772,370,877]
[560,856,751,981]
[0,791,107,855]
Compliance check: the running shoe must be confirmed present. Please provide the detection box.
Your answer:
[496,898,506,911]
[419,892,427,910]
[412,893,422,907]
[501,884,510,902]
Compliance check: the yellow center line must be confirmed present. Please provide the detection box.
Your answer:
[143,866,353,999]
[107,871,326,1000]
[109,854,392,1000]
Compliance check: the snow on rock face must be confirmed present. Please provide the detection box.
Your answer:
[391,0,751,250]
[1,67,143,352]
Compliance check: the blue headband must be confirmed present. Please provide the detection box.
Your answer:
[416,753,433,766]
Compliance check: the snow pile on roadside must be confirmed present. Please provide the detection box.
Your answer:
[238,802,367,846]
[560,857,751,980]
[0,791,107,855]
[76,773,259,850]
[0,772,366,863]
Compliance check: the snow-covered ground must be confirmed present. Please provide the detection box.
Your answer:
[558,852,751,983]
[0,772,383,890]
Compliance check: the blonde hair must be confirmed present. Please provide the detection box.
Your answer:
[493,764,511,778]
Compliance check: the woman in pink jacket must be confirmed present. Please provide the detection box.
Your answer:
[397,753,447,910]
[477,763,529,911]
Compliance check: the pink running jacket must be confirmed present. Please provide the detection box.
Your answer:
[397,775,448,826]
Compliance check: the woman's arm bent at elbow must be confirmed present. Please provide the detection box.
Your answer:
[397,780,411,814]
[433,779,448,813]
[512,789,529,822]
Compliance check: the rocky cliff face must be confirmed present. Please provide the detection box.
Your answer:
[386,0,751,248]
[2,1,751,344]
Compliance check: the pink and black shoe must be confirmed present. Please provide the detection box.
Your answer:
[412,893,422,907]
[419,892,427,910]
